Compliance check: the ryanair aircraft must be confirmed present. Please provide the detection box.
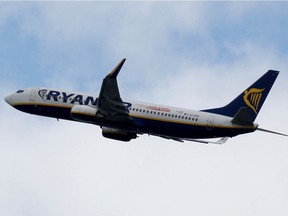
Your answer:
[5,59,287,143]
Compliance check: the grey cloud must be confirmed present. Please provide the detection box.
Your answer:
[1,2,288,216]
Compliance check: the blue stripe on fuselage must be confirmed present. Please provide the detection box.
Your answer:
[130,115,255,139]
[13,104,73,121]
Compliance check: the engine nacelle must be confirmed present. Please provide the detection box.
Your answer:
[70,105,98,123]
[102,127,137,142]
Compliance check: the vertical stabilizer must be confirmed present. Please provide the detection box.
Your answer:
[202,70,279,121]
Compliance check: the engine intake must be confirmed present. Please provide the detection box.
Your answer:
[102,127,137,142]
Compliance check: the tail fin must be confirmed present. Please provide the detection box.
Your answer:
[203,70,279,122]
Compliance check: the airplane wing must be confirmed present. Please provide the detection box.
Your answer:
[154,134,229,145]
[183,137,229,145]
[97,59,129,115]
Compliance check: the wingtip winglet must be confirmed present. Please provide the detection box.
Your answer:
[268,69,279,74]
[107,58,126,79]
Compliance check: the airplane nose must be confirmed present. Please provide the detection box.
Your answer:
[4,94,13,106]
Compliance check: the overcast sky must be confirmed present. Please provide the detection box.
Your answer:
[1,2,288,216]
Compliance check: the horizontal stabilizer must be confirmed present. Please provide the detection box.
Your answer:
[232,107,253,126]
[257,128,288,137]
[186,137,229,145]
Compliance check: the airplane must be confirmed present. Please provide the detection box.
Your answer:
[4,59,287,143]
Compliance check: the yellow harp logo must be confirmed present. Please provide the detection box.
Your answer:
[243,88,265,114]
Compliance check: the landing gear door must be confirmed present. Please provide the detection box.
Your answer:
[29,88,39,102]
[206,116,215,130]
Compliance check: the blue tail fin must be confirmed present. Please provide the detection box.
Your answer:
[202,70,279,122]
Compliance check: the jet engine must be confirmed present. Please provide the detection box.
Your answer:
[102,127,137,142]
[70,105,99,123]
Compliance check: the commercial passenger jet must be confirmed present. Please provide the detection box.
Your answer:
[5,59,287,143]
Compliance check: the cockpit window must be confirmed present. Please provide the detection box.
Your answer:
[16,90,24,93]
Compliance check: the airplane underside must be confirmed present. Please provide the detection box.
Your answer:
[13,103,255,140]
